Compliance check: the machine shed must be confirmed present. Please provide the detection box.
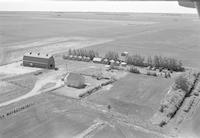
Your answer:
[23,52,55,69]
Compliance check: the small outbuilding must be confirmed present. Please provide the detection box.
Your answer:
[121,62,127,67]
[78,56,83,61]
[103,58,109,64]
[93,57,102,63]
[65,73,85,89]
[23,52,55,69]
[121,51,128,57]
[115,61,120,66]
[109,60,115,66]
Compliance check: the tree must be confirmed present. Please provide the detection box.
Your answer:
[174,75,189,93]
[107,105,112,111]
[129,66,140,74]
[105,51,119,60]
[68,48,72,55]
[125,54,145,67]
[147,56,153,66]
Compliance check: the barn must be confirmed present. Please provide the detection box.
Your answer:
[23,52,55,69]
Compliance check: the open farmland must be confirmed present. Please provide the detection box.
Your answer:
[0,74,37,103]
[87,73,173,121]
[1,12,200,68]
[1,12,200,138]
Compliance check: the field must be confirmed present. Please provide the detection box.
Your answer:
[1,12,200,68]
[1,12,200,138]
[0,74,37,103]
[87,73,173,121]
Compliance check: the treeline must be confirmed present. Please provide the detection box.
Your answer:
[64,49,184,72]
[147,56,184,72]
[126,55,145,67]
[67,49,99,60]
[129,66,140,74]
[0,103,34,119]
[105,51,119,60]
[125,55,184,72]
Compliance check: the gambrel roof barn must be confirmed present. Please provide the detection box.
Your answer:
[23,52,55,69]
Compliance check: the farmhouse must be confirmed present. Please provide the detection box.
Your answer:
[65,73,85,88]
[23,52,55,69]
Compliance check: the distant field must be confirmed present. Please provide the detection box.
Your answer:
[1,12,200,68]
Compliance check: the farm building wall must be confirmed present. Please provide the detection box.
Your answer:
[23,55,55,69]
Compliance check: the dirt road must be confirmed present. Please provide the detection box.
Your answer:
[0,70,64,108]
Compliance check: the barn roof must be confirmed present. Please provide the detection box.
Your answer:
[93,57,102,62]
[24,52,53,59]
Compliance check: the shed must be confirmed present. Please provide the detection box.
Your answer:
[93,57,102,63]
[65,73,85,89]
[23,52,55,69]
[109,60,115,65]
[115,61,120,66]
[78,56,83,61]
[121,62,127,67]
[73,55,78,60]
[103,58,109,64]
[121,51,128,57]
[85,57,91,62]
[69,55,73,60]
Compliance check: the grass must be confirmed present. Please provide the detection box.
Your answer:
[87,73,173,121]
[0,74,37,103]
[0,93,97,138]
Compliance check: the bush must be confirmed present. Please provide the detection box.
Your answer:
[174,75,189,93]
[110,65,120,70]
[125,54,145,67]
[147,72,157,77]
[147,55,184,72]
[129,67,140,74]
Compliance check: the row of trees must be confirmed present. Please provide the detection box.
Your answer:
[66,49,184,72]
[67,49,120,61]
[129,66,140,74]
[0,103,34,119]
[125,55,145,67]
[105,51,119,60]
[147,56,184,72]
[68,49,99,60]
[125,55,184,71]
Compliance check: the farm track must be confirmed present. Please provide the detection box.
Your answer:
[0,73,64,108]
[73,119,106,138]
